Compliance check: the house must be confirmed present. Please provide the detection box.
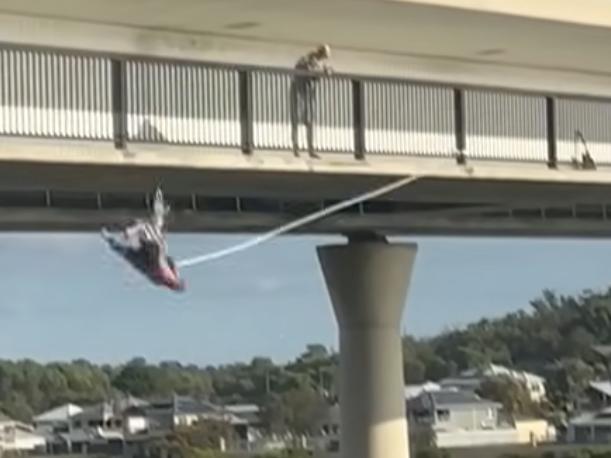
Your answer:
[566,380,611,443]
[568,407,611,443]
[407,389,523,448]
[145,395,248,430]
[314,403,340,452]
[0,412,46,452]
[46,395,149,454]
[61,402,125,454]
[34,403,83,435]
[578,381,611,412]
[440,364,546,403]
[32,396,262,455]
[409,389,502,432]
[224,404,262,427]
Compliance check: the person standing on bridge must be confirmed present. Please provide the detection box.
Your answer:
[291,44,333,159]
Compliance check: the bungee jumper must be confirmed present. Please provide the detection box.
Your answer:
[102,187,185,292]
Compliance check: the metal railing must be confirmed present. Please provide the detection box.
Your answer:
[2,42,611,166]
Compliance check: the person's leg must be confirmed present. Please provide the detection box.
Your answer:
[290,83,300,157]
[306,85,320,159]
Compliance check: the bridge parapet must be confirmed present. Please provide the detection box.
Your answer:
[2,43,611,168]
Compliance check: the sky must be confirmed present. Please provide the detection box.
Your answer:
[1,233,610,366]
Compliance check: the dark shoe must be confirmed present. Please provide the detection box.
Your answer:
[309,151,320,159]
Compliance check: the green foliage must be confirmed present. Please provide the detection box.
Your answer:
[402,288,611,414]
[7,286,611,430]
[477,376,542,417]
[172,421,236,449]
[0,344,335,437]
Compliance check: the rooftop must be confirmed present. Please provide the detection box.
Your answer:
[405,382,443,400]
[430,390,500,408]
[409,389,502,411]
[34,404,83,423]
[589,381,611,398]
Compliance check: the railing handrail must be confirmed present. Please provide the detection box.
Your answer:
[3,40,611,168]
[2,40,611,104]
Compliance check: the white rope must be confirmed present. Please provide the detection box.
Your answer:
[177,175,421,268]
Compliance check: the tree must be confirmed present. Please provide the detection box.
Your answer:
[169,421,237,451]
[281,386,328,435]
[477,376,540,418]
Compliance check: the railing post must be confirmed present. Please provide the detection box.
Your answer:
[239,70,254,154]
[111,59,127,149]
[454,88,466,164]
[546,96,557,168]
[352,79,366,160]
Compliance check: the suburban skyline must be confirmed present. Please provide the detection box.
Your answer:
[1,233,609,366]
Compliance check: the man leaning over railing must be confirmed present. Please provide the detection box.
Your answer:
[291,44,333,159]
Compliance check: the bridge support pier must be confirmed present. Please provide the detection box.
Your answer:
[317,235,416,458]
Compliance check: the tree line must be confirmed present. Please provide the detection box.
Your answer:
[4,287,611,430]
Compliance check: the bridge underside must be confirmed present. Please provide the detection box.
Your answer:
[3,153,611,237]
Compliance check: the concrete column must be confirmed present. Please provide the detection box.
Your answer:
[317,236,417,458]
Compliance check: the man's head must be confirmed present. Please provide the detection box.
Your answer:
[314,44,331,60]
[158,256,186,292]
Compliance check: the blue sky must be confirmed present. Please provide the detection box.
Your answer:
[1,233,609,366]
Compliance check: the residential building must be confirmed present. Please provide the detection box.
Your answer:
[29,396,262,455]
[314,403,340,452]
[146,395,245,429]
[567,381,611,443]
[34,403,83,435]
[0,412,46,452]
[33,403,84,453]
[568,408,611,443]
[144,395,256,451]
[224,404,261,427]
[578,381,611,412]
[408,390,502,433]
[408,389,556,448]
[42,395,150,454]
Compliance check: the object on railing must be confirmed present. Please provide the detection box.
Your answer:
[465,90,547,162]
[363,81,455,157]
[573,130,596,170]
[557,98,611,165]
[0,48,113,139]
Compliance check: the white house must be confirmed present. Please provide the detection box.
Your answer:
[568,407,611,443]
[0,412,46,452]
[34,403,83,435]
[408,390,554,448]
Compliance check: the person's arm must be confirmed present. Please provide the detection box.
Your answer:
[321,61,333,75]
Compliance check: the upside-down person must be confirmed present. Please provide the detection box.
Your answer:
[102,187,185,292]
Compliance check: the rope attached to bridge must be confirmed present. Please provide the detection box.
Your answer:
[176,175,421,268]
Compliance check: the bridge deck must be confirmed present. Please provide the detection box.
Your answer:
[2,44,611,236]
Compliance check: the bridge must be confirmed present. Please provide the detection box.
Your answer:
[2,43,611,236]
[5,2,611,458]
